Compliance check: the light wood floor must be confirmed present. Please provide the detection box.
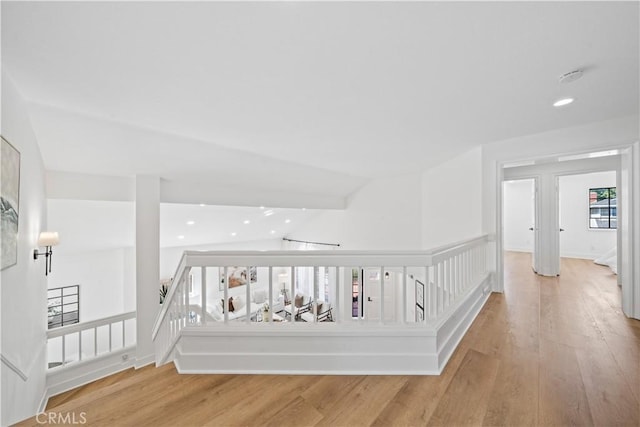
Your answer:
[17,253,640,426]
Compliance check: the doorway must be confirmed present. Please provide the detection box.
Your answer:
[503,178,537,271]
[558,171,618,273]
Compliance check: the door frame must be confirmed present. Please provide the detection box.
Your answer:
[495,144,639,319]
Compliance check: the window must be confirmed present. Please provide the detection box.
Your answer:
[589,187,616,229]
[48,285,79,329]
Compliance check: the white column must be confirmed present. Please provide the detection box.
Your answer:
[535,173,560,276]
[135,175,160,367]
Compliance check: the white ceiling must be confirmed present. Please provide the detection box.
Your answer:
[48,199,321,255]
[4,2,640,254]
[3,1,638,205]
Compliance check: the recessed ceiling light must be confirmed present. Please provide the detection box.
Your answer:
[553,97,574,107]
[302,207,306,211]
[285,219,291,224]
[264,210,274,217]
[177,235,185,239]
[230,232,237,237]
[186,220,195,225]
[243,220,250,224]
[199,203,205,207]
[260,206,265,210]
[270,230,276,234]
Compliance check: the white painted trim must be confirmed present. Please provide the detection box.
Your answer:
[496,145,639,319]
[172,275,490,375]
[436,276,491,372]
[45,346,135,399]
[1,353,28,381]
[134,354,155,369]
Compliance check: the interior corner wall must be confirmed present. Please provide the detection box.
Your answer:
[1,72,48,425]
[421,147,483,249]
[286,173,423,250]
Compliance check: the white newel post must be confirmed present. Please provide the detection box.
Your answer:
[135,175,160,367]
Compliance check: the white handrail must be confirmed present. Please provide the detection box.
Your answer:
[47,311,136,339]
[152,235,489,340]
[1,353,28,381]
[47,311,136,369]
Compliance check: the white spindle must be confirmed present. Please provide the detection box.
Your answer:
[184,274,190,326]
[313,266,319,322]
[380,266,385,324]
[357,267,363,321]
[290,266,295,322]
[402,266,407,324]
[62,335,66,366]
[335,266,340,323]
[432,264,438,319]
[78,331,82,361]
[122,320,126,348]
[246,266,251,323]
[223,267,229,323]
[201,267,207,325]
[268,266,273,323]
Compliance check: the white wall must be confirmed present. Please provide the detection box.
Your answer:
[422,147,483,248]
[0,72,49,425]
[160,238,283,280]
[287,173,423,250]
[503,179,535,252]
[559,171,617,259]
[51,248,134,322]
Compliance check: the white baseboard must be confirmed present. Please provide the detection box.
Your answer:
[45,346,135,400]
[134,354,155,369]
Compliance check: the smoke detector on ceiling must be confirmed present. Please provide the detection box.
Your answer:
[559,70,584,84]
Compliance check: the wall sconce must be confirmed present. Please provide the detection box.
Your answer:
[34,232,59,276]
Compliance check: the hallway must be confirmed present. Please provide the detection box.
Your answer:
[18,253,640,426]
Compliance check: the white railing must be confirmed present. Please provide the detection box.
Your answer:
[152,235,489,365]
[47,311,136,369]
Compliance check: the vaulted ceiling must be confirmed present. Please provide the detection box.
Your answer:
[2,1,639,206]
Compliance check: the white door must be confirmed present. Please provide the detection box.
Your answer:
[364,269,395,322]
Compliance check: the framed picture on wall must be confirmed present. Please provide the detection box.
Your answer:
[219,266,257,290]
[1,137,21,270]
[415,279,425,322]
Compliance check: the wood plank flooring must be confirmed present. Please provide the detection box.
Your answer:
[16,253,640,426]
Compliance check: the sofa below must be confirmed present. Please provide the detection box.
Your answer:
[206,291,284,322]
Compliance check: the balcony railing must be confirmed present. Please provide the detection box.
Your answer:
[47,311,136,369]
[152,235,490,367]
